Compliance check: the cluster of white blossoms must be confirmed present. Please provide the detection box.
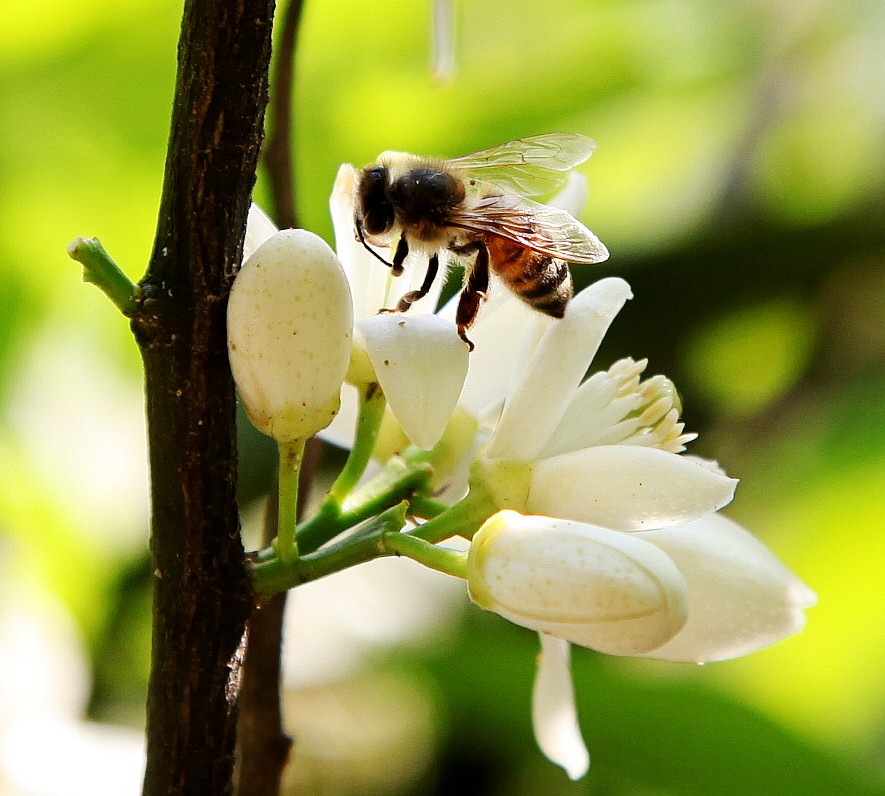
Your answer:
[230,169,816,780]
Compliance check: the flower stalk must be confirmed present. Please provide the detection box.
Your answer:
[326,382,387,505]
[382,531,468,578]
[297,457,432,554]
[252,502,412,595]
[407,483,498,544]
[272,438,306,563]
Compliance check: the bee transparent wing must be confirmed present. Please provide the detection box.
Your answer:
[451,196,609,264]
[449,133,595,172]
[447,133,597,197]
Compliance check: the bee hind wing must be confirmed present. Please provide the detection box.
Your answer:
[447,133,597,197]
[451,198,609,264]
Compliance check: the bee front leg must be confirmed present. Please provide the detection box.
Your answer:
[379,237,420,316]
[452,241,490,351]
[390,235,409,277]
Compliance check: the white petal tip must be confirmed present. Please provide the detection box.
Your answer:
[243,203,279,262]
[332,163,357,201]
[533,635,591,781]
[790,580,818,610]
[560,748,591,780]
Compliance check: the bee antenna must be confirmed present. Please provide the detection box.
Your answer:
[355,222,395,269]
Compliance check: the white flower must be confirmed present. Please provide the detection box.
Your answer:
[470,276,739,528]
[228,228,353,442]
[243,172,816,782]
[453,276,814,778]
[316,177,727,519]
[467,507,815,778]
[468,509,815,661]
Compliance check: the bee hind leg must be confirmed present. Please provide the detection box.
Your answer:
[452,241,490,352]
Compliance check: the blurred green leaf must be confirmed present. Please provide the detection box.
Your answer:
[682,297,817,416]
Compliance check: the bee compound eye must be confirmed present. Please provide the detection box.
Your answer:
[358,166,395,235]
[363,206,394,236]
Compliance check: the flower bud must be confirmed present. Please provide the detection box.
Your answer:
[228,229,353,443]
[467,510,689,656]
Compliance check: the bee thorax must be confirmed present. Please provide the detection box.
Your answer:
[390,168,466,237]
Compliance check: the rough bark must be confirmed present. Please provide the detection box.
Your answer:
[133,1,275,793]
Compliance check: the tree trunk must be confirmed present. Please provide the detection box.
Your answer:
[133,1,275,793]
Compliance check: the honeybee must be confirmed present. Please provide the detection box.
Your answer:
[353,133,609,350]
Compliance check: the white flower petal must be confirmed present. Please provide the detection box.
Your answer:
[243,203,278,261]
[682,454,729,476]
[532,634,589,780]
[548,170,589,218]
[640,513,817,662]
[528,445,738,531]
[439,286,550,417]
[358,314,468,449]
[487,278,633,461]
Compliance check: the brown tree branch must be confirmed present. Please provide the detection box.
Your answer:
[133,0,275,793]
[235,490,292,796]
[264,0,304,229]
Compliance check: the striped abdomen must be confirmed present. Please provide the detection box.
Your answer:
[485,235,573,317]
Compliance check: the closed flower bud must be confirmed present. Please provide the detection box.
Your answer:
[467,510,689,656]
[228,229,353,443]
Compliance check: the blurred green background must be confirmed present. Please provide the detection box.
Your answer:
[1,0,883,793]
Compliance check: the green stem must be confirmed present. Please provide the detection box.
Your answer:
[295,455,432,554]
[382,531,467,579]
[408,485,498,544]
[66,237,141,315]
[341,456,428,516]
[272,438,305,563]
[407,494,450,519]
[327,383,386,505]
[252,503,409,595]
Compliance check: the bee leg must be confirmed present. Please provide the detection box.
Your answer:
[394,253,439,311]
[451,241,490,351]
[390,235,409,277]
[356,222,403,271]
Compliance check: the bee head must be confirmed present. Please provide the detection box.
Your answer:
[356,165,395,236]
